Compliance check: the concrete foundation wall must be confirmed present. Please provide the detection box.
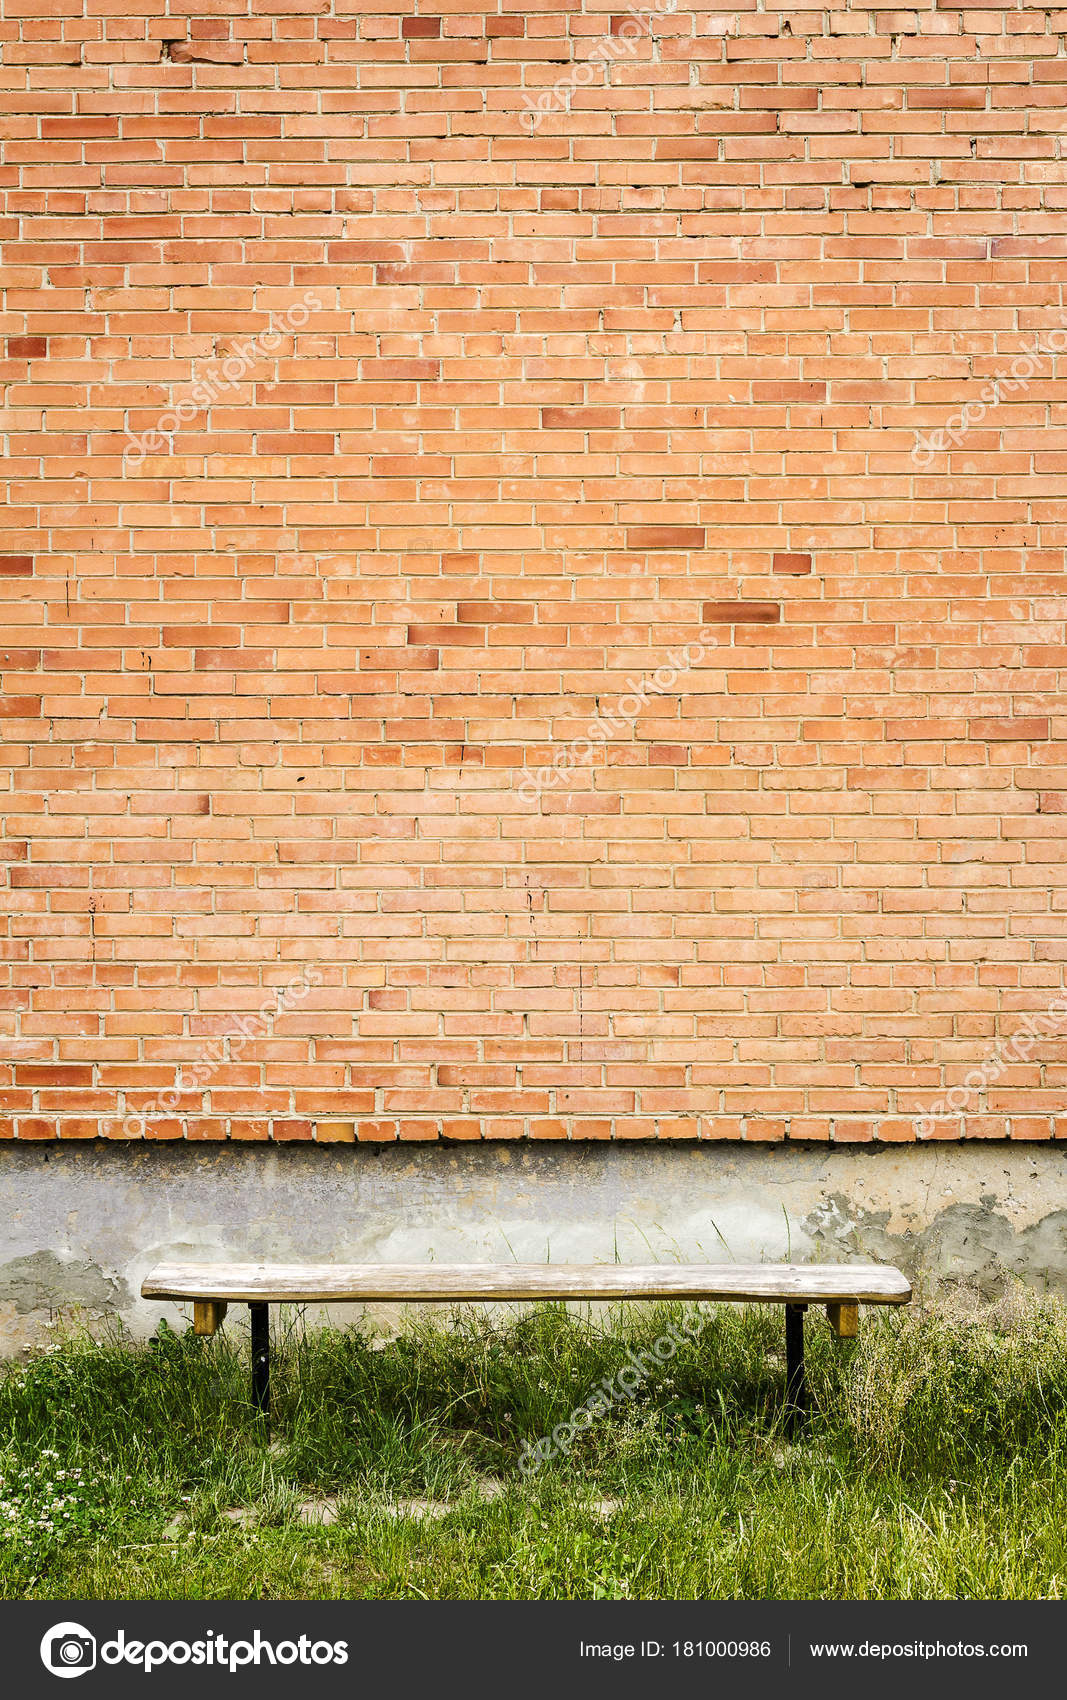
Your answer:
[2,1142,1067,1350]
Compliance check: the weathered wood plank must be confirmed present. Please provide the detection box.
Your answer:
[143,1262,911,1306]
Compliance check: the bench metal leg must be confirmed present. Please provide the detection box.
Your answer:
[250,1302,270,1422]
[784,1302,807,1436]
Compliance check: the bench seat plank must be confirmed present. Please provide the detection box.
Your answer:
[142,1261,911,1306]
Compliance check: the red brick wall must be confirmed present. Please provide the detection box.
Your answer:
[3,0,1067,1147]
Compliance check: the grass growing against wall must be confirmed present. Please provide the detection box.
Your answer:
[1,1291,1066,1600]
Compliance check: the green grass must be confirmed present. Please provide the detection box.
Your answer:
[2,1289,1067,1600]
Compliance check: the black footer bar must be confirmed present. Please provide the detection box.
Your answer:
[6,1599,1053,1700]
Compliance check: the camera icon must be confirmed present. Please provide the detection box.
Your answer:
[40,1623,97,1679]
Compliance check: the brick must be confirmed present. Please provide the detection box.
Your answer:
[702,602,782,623]
[315,1120,356,1142]
[970,718,1050,742]
[626,527,706,550]
[0,556,33,576]
[541,408,621,430]
[772,553,811,575]
[455,601,528,625]
[6,336,47,358]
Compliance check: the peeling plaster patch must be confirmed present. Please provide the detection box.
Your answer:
[0,1251,128,1315]
[805,1193,896,1261]
[803,1195,1067,1299]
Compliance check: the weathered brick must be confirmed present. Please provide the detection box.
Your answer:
[702,602,782,623]
[6,336,47,358]
[970,718,1050,742]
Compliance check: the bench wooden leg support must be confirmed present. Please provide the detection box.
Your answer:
[784,1302,807,1436]
[193,1300,227,1337]
[250,1302,270,1423]
[826,1301,859,1339]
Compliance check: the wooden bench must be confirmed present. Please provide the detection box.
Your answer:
[141,1261,910,1434]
